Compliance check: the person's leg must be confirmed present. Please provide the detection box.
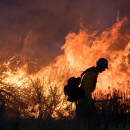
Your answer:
[76,95,93,120]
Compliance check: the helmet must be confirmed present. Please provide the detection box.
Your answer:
[96,58,108,69]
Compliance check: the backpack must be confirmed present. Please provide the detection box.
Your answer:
[64,67,98,102]
[64,77,85,102]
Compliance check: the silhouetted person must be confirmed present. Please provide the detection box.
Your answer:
[76,58,108,127]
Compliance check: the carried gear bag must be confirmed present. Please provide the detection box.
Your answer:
[64,67,98,102]
[64,77,85,102]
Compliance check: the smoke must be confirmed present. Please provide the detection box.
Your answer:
[0,0,130,71]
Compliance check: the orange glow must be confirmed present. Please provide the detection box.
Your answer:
[1,17,130,93]
[0,17,130,118]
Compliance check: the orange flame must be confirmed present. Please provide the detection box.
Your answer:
[0,17,130,103]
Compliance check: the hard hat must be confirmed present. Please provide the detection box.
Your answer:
[96,58,108,69]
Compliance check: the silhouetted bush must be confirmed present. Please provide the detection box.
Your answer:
[0,80,129,130]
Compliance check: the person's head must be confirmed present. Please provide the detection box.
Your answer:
[96,58,108,73]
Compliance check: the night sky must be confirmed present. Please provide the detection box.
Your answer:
[0,0,130,69]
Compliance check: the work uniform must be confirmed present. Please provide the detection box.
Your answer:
[81,66,99,94]
[76,66,99,123]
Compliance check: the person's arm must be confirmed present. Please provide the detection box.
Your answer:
[83,72,97,95]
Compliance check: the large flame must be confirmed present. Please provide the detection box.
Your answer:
[0,17,130,117]
[1,17,130,92]
[36,17,130,93]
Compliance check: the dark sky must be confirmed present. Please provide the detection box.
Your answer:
[0,0,130,71]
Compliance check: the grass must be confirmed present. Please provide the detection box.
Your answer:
[0,79,130,130]
[0,117,130,130]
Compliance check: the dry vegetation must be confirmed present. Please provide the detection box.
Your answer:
[0,79,130,130]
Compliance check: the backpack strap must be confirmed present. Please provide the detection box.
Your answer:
[81,66,98,78]
[80,66,98,90]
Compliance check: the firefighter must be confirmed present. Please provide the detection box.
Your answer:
[75,58,108,125]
